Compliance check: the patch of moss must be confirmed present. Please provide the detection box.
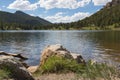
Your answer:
[0,69,10,79]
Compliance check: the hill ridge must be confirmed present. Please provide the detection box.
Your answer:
[0,10,52,30]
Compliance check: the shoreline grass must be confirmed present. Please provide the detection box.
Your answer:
[34,56,120,80]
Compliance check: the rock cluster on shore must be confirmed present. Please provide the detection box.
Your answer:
[0,55,34,80]
[0,44,85,80]
[0,51,34,80]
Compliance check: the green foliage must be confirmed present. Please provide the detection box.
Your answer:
[0,65,15,79]
[37,56,85,74]
[104,25,115,30]
[82,26,100,30]
[0,11,52,30]
[81,60,119,80]
[76,4,120,29]
[0,69,11,80]
[35,56,120,80]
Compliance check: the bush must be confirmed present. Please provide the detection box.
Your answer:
[37,56,85,74]
[81,60,120,80]
[35,56,120,80]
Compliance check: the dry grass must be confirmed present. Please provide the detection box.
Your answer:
[34,56,120,80]
[34,73,120,80]
[35,73,80,80]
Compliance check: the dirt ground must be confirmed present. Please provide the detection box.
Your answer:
[34,73,120,80]
[35,73,83,80]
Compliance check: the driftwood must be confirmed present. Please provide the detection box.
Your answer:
[0,51,28,60]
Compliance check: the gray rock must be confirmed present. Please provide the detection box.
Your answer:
[0,56,34,80]
[71,53,85,64]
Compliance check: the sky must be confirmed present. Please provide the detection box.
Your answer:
[0,0,112,23]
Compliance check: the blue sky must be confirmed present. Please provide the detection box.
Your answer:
[0,0,112,23]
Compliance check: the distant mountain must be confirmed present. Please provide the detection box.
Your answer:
[75,0,120,29]
[0,11,52,30]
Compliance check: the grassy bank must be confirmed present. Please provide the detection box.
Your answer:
[34,56,120,80]
[0,56,120,80]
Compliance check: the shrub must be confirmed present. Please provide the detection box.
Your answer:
[35,56,120,80]
[37,56,85,74]
[81,60,120,80]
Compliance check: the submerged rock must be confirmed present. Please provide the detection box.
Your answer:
[39,44,85,67]
[0,56,34,80]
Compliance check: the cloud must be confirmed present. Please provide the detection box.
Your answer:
[7,0,112,10]
[39,0,91,10]
[44,12,91,23]
[92,0,112,5]
[8,0,38,10]
[7,0,91,10]
[0,8,1,11]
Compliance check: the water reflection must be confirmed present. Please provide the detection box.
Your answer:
[0,30,120,66]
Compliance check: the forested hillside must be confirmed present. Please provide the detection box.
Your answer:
[76,0,120,29]
[0,11,52,30]
[51,0,120,30]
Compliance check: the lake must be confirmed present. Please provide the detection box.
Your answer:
[0,30,120,66]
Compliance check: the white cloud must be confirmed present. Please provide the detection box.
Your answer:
[92,0,112,6]
[0,8,1,11]
[7,0,112,10]
[39,0,91,10]
[44,12,91,23]
[8,0,38,10]
[7,0,91,10]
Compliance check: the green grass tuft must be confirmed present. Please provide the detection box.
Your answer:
[0,69,10,80]
[35,56,120,80]
[37,56,85,74]
[81,60,120,80]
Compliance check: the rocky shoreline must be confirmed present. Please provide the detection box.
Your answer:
[0,44,120,80]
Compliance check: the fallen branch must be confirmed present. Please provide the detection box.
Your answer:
[0,51,28,60]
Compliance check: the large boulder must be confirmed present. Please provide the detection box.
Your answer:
[0,56,34,80]
[39,44,85,66]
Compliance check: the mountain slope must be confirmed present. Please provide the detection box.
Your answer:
[0,11,52,30]
[76,0,120,29]
[46,0,120,30]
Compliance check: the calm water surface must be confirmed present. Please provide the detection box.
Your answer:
[0,30,120,66]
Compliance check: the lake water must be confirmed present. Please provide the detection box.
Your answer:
[0,30,120,66]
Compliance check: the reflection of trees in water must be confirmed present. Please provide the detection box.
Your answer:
[84,31,120,63]
[91,31,120,51]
